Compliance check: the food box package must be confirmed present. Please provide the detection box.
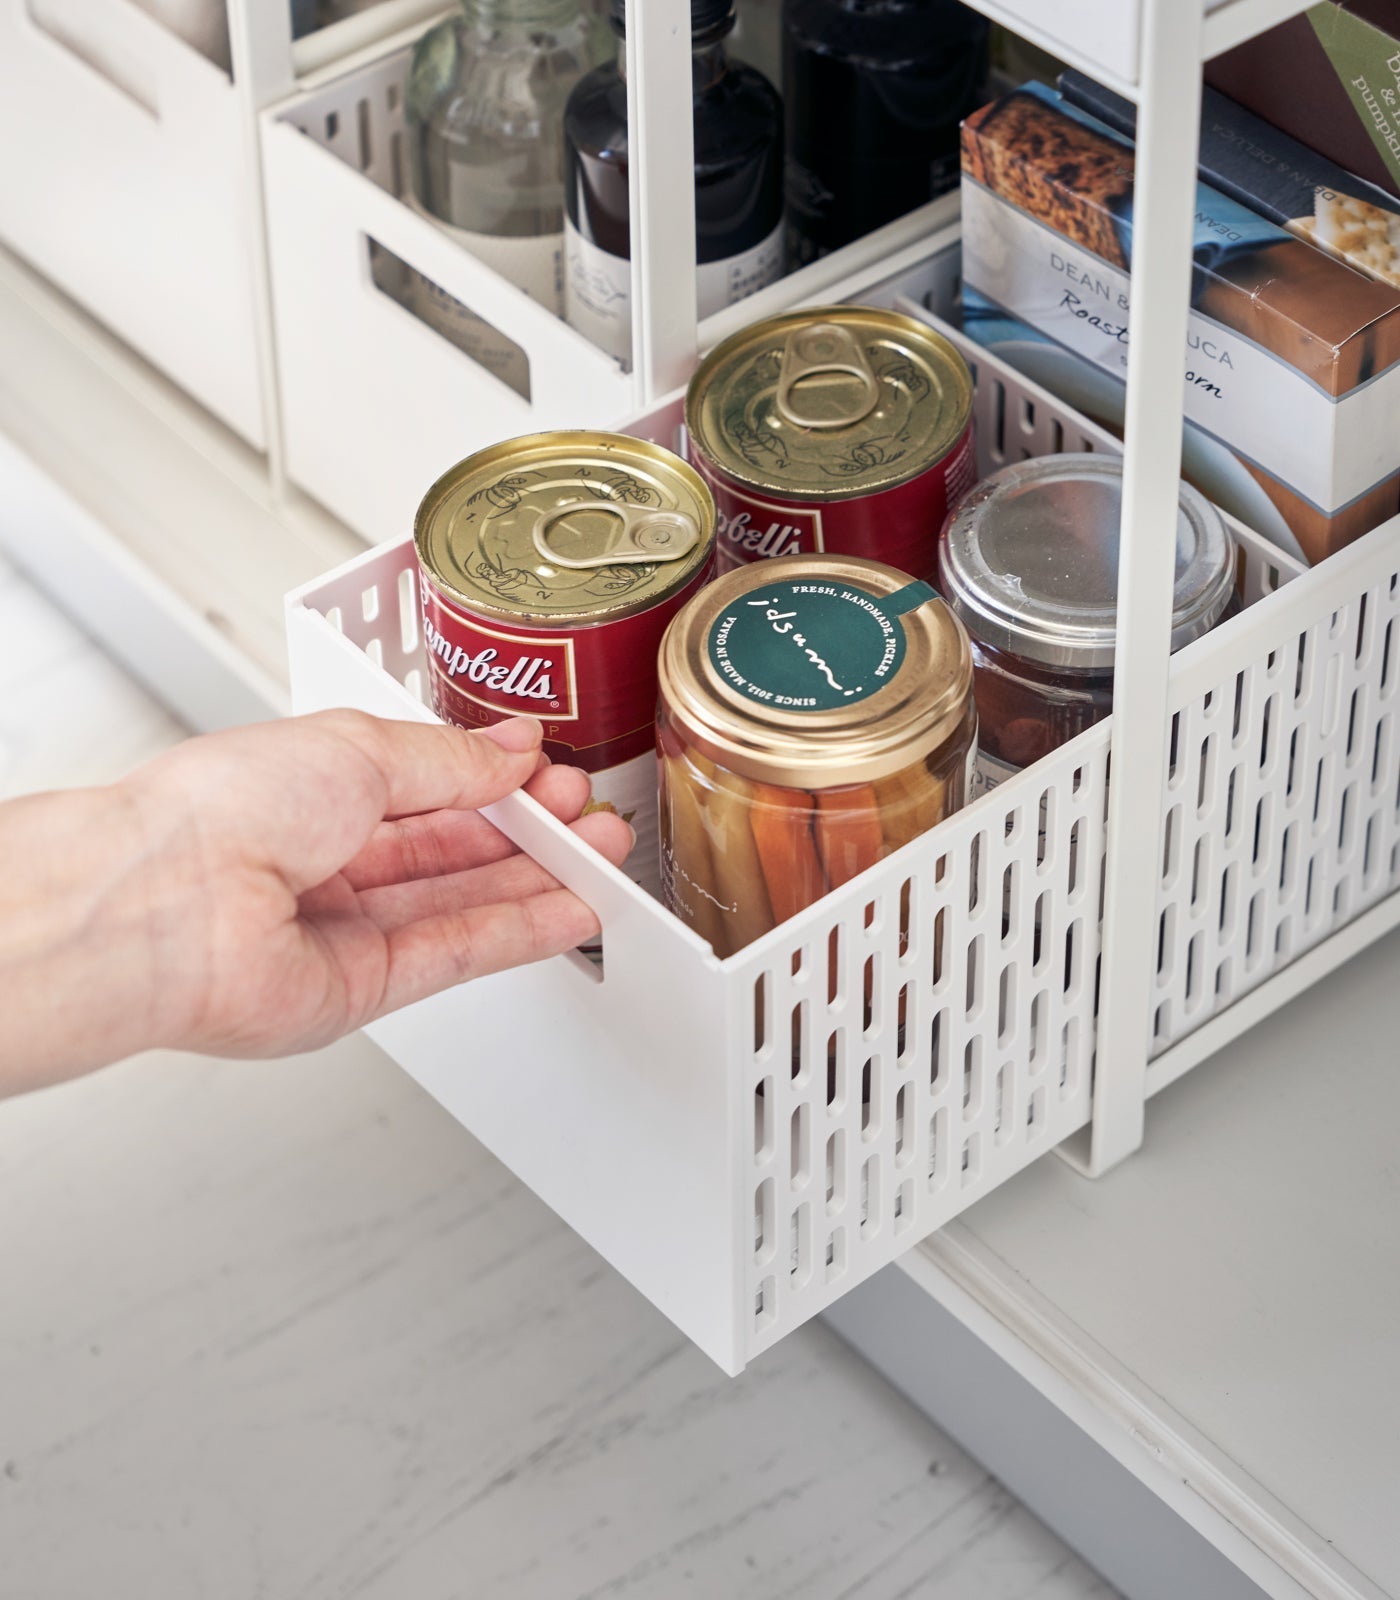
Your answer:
[1059,69,1400,290]
[1206,1,1400,204]
[958,81,1400,567]
[957,290,1314,570]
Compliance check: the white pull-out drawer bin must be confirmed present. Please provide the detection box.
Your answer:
[286,240,1400,1374]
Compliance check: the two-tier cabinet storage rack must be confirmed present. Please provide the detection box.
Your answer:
[2,2,1394,1595]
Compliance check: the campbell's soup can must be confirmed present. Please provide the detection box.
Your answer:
[685,306,976,579]
[414,431,716,900]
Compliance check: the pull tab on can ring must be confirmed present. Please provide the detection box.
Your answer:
[533,500,701,569]
[775,320,881,430]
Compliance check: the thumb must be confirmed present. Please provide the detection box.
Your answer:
[476,716,545,757]
[338,712,546,819]
[269,711,547,891]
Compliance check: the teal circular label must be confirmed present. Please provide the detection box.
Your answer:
[708,578,934,712]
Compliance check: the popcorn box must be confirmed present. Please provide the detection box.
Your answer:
[959,82,1400,566]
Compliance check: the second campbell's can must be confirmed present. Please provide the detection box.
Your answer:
[685,306,976,578]
[414,431,716,899]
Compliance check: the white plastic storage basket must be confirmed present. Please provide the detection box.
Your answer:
[261,41,637,546]
[0,0,267,446]
[286,239,1400,1373]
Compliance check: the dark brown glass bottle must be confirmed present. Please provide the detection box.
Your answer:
[783,0,989,267]
[562,0,784,367]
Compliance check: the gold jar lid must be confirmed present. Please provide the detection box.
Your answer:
[685,306,974,502]
[658,555,974,789]
[415,431,715,625]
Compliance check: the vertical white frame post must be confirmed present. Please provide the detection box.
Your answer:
[1086,0,1206,1174]
[225,0,297,486]
[625,0,700,402]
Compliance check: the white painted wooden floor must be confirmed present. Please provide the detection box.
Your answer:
[0,553,1119,1600]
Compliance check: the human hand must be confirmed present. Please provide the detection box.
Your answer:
[0,711,631,1092]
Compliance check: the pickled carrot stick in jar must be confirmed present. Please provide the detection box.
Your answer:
[749,784,828,926]
[691,752,775,956]
[660,753,728,954]
[815,787,885,890]
[873,759,950,853]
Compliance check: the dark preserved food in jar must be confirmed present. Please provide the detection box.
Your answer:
[937,454,1239,788]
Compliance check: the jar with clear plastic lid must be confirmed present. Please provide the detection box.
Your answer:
[936,454,1239,788]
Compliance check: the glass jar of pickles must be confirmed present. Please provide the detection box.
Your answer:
[937,455,1238,786]
[656,555,976,957]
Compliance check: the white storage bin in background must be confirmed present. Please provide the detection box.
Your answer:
[261,42,637,545]
[0,0,267,445]
[982,0,1242,88]
[258,16,945,548]
[284,239,1396,1374]
[287,0,446,80]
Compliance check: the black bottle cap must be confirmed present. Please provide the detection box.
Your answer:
[609,0,736,41]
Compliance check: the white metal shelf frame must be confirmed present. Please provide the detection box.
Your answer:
[956,0,1332,1174]
[1075,0,1205,1173]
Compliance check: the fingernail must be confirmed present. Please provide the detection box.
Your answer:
[623,821,637,854]
[480,716,542,753]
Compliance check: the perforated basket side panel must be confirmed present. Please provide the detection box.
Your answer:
[283,46,409,195]
[734,730,1109,1361]
[1153,563,1400,1052]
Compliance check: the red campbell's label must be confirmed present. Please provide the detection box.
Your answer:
[418,559,712,772]
[714,500,815,561]
[421,603,577,722]
[696,419,975,582]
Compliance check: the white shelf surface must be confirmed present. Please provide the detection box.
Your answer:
[852,925,1400,1600]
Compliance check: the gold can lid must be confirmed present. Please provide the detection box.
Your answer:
[685,306,974,502]
[658,555,974,790]
[415,431,716,624]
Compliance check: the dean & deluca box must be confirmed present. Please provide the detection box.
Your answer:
[958,81,1400,566]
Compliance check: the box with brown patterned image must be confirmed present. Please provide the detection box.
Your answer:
[959,83,1400,566]
[1059,71,1400,292]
